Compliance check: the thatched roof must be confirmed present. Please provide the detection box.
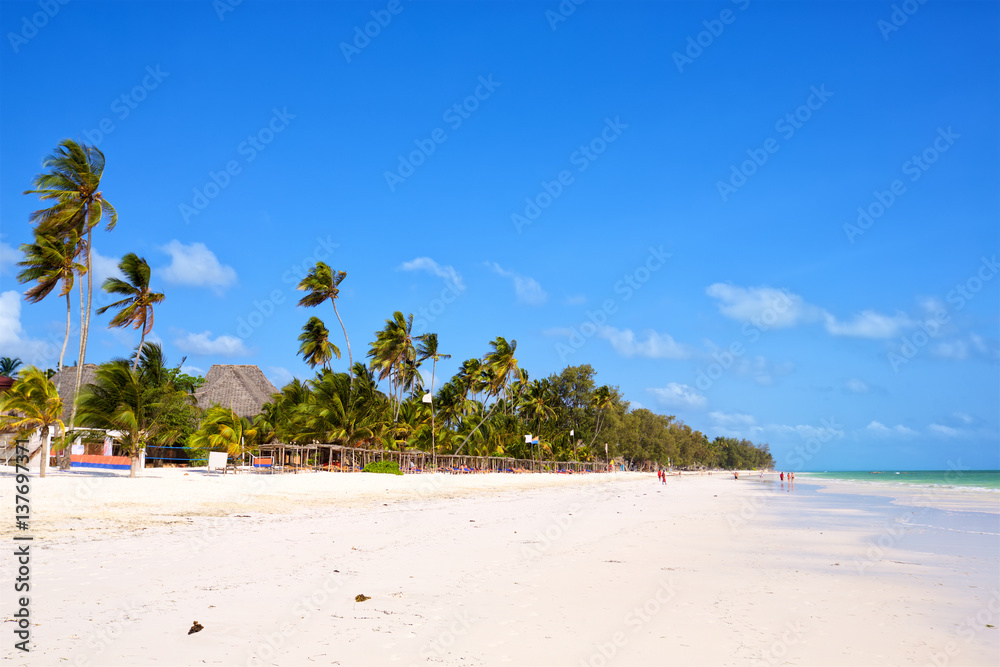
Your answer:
[50,364,100,422]
[194,365,278,418]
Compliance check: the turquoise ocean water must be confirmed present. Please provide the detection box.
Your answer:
[798,470,1000,492]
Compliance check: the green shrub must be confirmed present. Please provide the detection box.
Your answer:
[361,460,403,475]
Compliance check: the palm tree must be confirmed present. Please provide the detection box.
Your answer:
[75,359,185,477]
[416,332,451,468]
[16,230,85,372]
[456,358,485,403]
[297,263,352,379]
[454,337,518,456]
[0,367,65,477]
[0,357,24,378]
[25,140,116,440]
[521,378,556,465]
[296,370,389,448]
[96,253,165,370]
[368,311,416,424]
[588,385,615,460]
[434,381,468,430]
[189,406,255,461]
[298,316,339,370]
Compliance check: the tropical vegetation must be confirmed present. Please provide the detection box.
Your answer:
[6,141,774,475]
[0,366,65,477]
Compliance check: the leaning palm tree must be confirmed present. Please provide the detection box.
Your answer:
[17,229,85,372]
[25,140,116,438]
[587,385,616,459]
[0,367,65,477]
[454,337,518,456]
[297,262,353,379]
[298,316,339,370]
[96,253,165,370]
[416,332,451,467]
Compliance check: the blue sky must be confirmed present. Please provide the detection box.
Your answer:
[1,0,997,470]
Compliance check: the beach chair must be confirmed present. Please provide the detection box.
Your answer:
[207,451,229,475]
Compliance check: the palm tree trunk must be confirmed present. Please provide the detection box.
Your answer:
[133,331,145,371]
[69,230,91,439]
[63,268,88,471]
[588,411,604,448]
[59,291,71,372]
[332,301,352,381]
[430,357,436,469]
[40,426,49,478]
[57,290,74,471]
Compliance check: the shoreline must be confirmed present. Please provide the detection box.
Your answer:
[1,470,998,665]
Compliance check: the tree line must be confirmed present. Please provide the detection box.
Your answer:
[2,139,774,476]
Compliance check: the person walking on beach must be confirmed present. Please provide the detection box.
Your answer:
[780,472,784,482]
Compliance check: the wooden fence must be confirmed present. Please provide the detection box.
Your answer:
[255,443,607,474]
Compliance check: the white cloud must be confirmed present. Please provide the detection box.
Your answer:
[752,422,844,441]
[707,283,917,340]
[932,340,968,360]
[953,412,974,425]
[180,364,205,377]
[487,262,547,306]
[159,241,237,294]
[707,410,758,437]
[174,330,247,357]
[919,297,947,316]
[91,248,125,286]
[399,257,465,291]
[866,421,917,436]
[705,284,816,328]
[845,378,870,394]
[823,310,912,339]
[0,238,18,275]
[598,326,691,359]
[646,383,707,411]
[929,423,960,437]
[932,335,999,362]
[0,290,58,366]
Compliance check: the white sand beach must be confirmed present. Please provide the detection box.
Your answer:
[1,469,998,666]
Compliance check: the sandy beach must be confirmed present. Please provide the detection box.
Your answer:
[1,469,998,666]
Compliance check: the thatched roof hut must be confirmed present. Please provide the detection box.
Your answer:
[194,365,278,418]
[50,364,100,422]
